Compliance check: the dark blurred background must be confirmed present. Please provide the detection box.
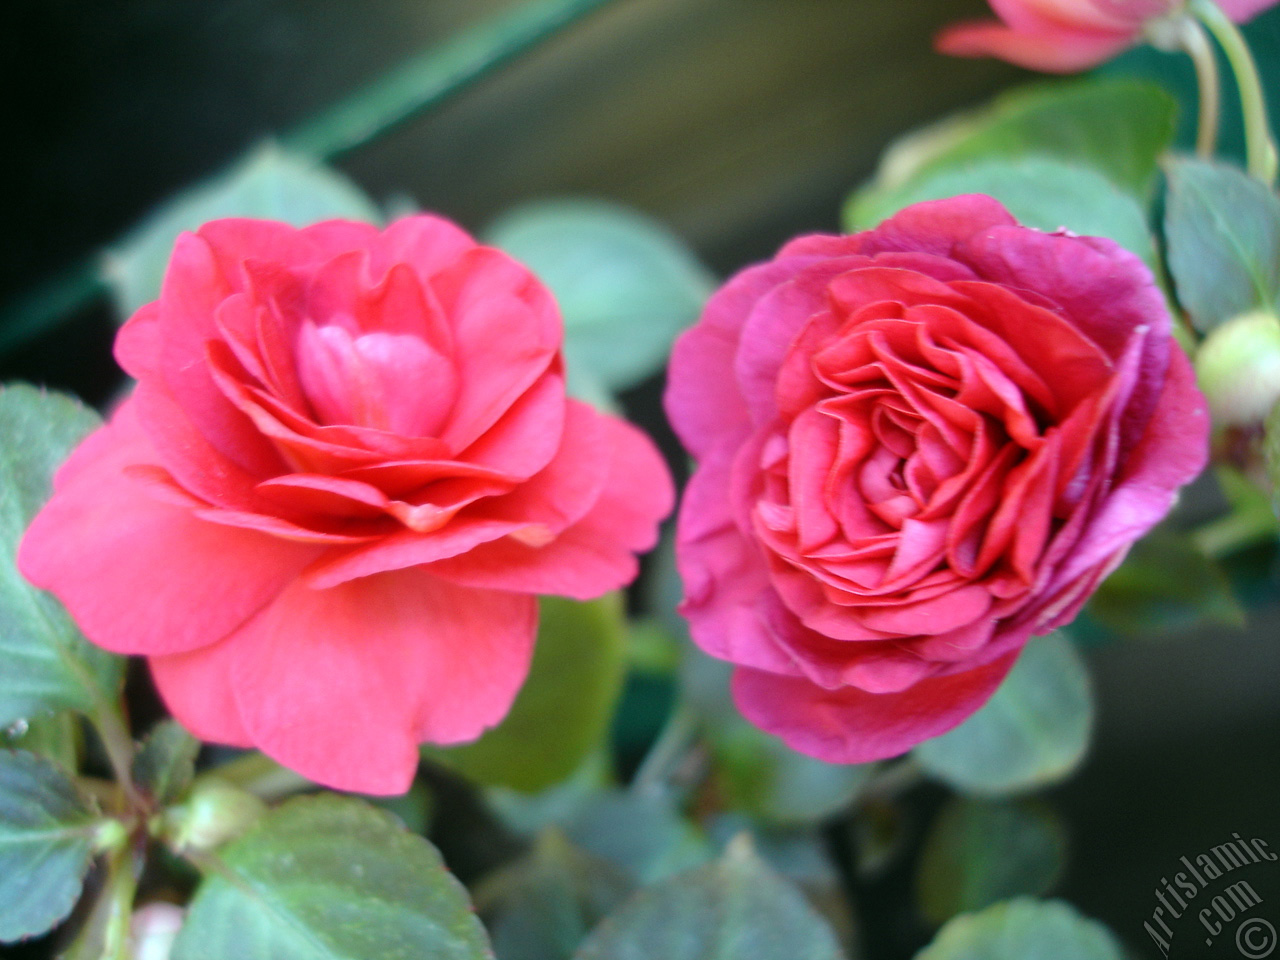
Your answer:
[2,1,1278,958]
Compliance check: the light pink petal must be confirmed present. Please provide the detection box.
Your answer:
[149,640,253,748]
[470,401,614,534]
[677,442,804,675]
[373,215,476,286]
[196,219,323,278]
[856,583,993,635]
[731,651,1019,764]
[1042,346,1208,594]
[432,248,562,451]
[301,399,625,588]
[843,652,937,695]
[302,517,526,589]
[425,411,673,598]
[935,19,1132,72]
[1218,0,1278,22]
[18,401,319,656]
[960,227,1171,451]
[114,303,162,380]
[153,233,287,476]
[457,368,567,481]
[132,380,271,509]
[295,219,383,260]
[256,474,391,519]
[665,255,824,458]
[564,412,675,549]
[192,508,383,544]
[787,409,843,551]
[735,257,871,426]
[991,0,1146,32]
[294,318,458,437]
[226,570,537,795]
[860,195,1018,257]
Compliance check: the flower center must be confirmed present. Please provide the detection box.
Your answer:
[295,320,458,437]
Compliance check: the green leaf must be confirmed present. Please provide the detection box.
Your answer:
[171,793,493,960]
[703,818,852,938]
[438,595,628,793]
[485,200,715,398]
[916,800,1066,926]
[476,830,635,960]
[914,898,1123,960]
[573,835,846,960]
[1267,400,1280,521]
[1085,528,1245,638]
[3,713,81,775]
[1164,157,1280,332]
[485,752,612,839]
[0,385,123,729]
[565,788,711,885]
[132,720,201,808]
[0,750,102,942]
[625,618,682,676]
[712,720,873,826]
[684,653,871,825]
[914,634,1093,796]
[847,156,1158,271]
[103,144,382,319]
[849,78,1177,214]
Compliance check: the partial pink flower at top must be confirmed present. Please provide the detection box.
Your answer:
[19,215,674,795]
[936,0,1277,72]
[664,195,1208,766]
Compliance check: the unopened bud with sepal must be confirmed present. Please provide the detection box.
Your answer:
[161,777,265,853]
[1195,309,1280,427]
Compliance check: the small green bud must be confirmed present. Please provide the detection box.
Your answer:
[163,777,265,853]
[91,817,130,854]
[1195,310,1280,426]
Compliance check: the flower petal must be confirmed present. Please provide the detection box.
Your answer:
[18,401,319,656]
[425,410,673,598]
[666,255,825,458]
[731,651,1018,764]
[149,640,253,748]
[934,19,1133,72]
[226,570,537,795]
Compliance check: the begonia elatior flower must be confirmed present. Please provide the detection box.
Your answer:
[665,195,1208,763]
[20,215,674,795]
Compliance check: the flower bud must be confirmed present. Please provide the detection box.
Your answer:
[1195,309,1280,426]
[163,778,265,853]
[129,903,183,960]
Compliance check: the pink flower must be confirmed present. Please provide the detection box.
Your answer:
[665,196,1207,764]
[936,0,1277,72]
[20,216,673,795]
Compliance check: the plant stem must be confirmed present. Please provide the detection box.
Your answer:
[90,698,140,810]
[861,755,924,802]
[204,750,313,802]
[631,701,698,792]
[285,0,620,160]
[63,843,142,960]
[1192,505,1279,557]
[100,848,142,960]
[1192,0,1278,184]
[1179,17,1222,157]
[0,258,107,356]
